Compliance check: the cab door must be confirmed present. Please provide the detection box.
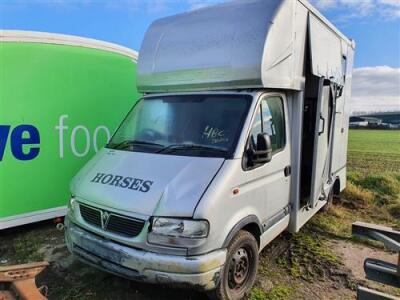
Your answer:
[241,93,291,226]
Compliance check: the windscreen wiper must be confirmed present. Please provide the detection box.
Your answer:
[157,144,228,154]
[108,140,164,150]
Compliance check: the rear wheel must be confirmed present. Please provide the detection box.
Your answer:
[209,230,259,300]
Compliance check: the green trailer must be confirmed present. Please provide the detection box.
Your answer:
[0,30,140,229]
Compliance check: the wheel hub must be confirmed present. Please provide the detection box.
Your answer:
[228,247,250,288]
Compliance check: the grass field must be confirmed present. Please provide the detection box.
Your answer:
[347,129,400,223]
[348,129,400,155]
[347,129,400,174]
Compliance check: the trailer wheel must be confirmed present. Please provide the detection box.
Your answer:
[209,230,258,300]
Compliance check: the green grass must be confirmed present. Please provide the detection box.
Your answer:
[276,229,339,281]
[2,230,45,263]
[347,129,400,174]
[347,129,400,225]
[250,286,294,300]
[348,129,400,155]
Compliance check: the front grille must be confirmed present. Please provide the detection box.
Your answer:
[107,215,144,237]
[79,204,145,238]
[80,204,102,227]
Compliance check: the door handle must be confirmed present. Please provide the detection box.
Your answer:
[318,116,325,136]
[284,165,291,177]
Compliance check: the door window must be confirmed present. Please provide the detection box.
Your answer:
[250,96,286,153]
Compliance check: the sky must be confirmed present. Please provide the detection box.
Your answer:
[1,0,399,113]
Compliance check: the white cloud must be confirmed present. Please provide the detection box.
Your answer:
[310,0,400,20]
[186,0,225,11]
[341,0,374,16]
[312,0,337,10]
[312,0,372,11]
[146,0,167,14]
[350,66,400,113]
[378,0,400,19]
[15,0,226,14]
[379,0,400,7]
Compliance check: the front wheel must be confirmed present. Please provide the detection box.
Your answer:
[209,230,259,300]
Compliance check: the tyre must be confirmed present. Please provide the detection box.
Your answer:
[209,230,259,300]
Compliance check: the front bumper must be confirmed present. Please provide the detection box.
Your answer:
[65,220,226,290]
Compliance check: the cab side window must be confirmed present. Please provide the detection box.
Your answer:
[250,96,286,153]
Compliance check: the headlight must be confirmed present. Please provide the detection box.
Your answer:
[152,217,209,238]
[148,217,209,248]
[68,196,76,213]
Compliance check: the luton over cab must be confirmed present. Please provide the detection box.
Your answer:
[65,0,355,299]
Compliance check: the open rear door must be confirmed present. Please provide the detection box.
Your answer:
[307,13,344,208]
[309,79,331,208]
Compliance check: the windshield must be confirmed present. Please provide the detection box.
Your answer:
[107,94,252,158]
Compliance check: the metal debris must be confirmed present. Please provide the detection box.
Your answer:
[352,221,400,299]
[0,261,49,300]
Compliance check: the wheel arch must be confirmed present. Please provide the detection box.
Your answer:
[333,176,341,196]
[222,215,262,248]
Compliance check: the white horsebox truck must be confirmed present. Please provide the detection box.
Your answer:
[65,0,355,299]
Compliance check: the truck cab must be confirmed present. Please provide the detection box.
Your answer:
[65,1,355,299]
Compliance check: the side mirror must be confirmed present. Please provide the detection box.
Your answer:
[248,133,272,165]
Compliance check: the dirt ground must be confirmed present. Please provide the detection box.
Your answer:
[0,215,398,300]
[0,221,204,300]
[333,240,399,297]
